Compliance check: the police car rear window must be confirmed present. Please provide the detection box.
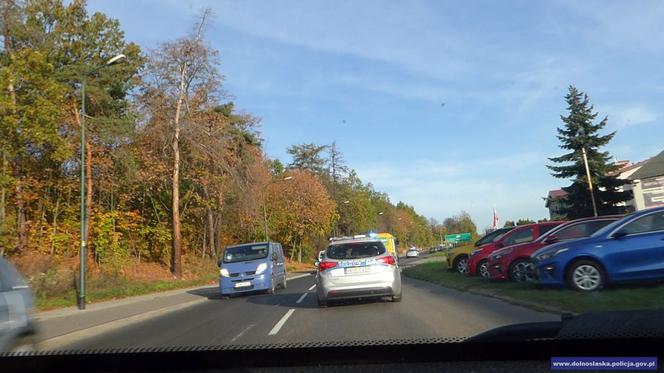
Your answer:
[326,242,386,259]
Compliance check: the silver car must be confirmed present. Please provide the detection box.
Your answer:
[0,257,36,352]
[316,237,402,307]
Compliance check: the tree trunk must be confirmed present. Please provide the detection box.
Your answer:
[3,4,26,253]
[201,223,206,260]
[15,173,27,253]
[50,192,60,256]
[0,151,6,241]
[206,206,214,259]
[171,60,187,279]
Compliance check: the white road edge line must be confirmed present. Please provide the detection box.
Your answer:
[296,293,307,304]
[37,298,207,351]
[308,284,316,291]
[268,309,295,336]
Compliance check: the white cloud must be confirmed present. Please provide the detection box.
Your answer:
[355,153,552,229]
[610,105,658,128]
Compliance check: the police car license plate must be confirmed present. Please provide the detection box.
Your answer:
[345,266,370,275]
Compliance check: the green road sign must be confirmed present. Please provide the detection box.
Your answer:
[445,233,472,242]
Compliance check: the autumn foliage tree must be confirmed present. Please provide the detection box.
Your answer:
[0,1,439,304]
[265,169,336,261]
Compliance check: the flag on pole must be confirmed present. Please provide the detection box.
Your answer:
[491,208,499,229]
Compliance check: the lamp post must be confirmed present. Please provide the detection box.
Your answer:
[78,54,126,310]
[262,176,293,242]
[578,127,598,217]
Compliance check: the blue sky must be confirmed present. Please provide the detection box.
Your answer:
[87,0,664,229]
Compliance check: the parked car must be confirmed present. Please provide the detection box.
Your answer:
[532,207,664,291]
[316,236,402,307]
[218,242,287,296]
[487,216,621,282]
[467,222,562,278]
[407,248,419,257]
[0,257,36,352]
[446,227,514,274]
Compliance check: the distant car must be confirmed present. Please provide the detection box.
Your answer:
[406,248,419,258]
[446,227,514,274]
[467,222,563,278]
[0,257,36,352]
[487,216,621,282]
[533,207,664,291]
[218,242,287,296]
[316,237,402,307]
[429,247,437,254]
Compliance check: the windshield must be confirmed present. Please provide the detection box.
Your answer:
[475,228,511,246]
[2,0,663,358]
[326,242,386,260]
[591,214,635,237]
[223,245,269,263]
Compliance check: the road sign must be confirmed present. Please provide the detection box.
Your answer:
[445,233,472,242]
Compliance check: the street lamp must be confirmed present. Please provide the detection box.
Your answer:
[262,176,293,242]
[578,127,598,217]
[78,54,126,310]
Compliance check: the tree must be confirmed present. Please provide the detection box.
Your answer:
[443,211,478,237]
[287,143,328,175]
[516,218,535,225]
[548,86,631,218]
[140,9,218,278]
[503,220,515,227]
[265,169,336,261]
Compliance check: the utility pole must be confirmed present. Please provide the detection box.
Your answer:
[582,147,598,217]
[578,127,598,217]
[78,54,126,310]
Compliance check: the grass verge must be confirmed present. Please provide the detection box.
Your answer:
[35,274,217,311]
[403,261,664,314]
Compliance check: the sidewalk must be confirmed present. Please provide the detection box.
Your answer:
[35,272,313,349]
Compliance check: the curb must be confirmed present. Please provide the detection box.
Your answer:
[35,282,217,321]
[464,287,576,315]
[401,269,575,316]
[38,298,207,351]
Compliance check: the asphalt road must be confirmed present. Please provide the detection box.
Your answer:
[62,257,557,349]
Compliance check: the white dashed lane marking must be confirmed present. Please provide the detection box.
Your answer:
[296,293,307,304]
[268,309,295,336]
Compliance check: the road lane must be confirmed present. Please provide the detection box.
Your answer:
[268,276,556,343]
[61,270,557,350]
[61,275,316,349]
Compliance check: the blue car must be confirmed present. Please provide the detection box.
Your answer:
[532,207,664,291]
[218,242,287,296]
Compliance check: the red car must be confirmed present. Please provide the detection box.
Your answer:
[466,222,562,278]
[487,215,622,282]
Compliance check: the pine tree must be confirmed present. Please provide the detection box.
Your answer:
[548,86,631,218]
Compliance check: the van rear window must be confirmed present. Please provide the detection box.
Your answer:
[326,242,386,260]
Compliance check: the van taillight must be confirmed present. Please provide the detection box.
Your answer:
[319,261,338,271]
[378,256,396,265]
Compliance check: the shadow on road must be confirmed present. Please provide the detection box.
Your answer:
[186,286,224,300]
